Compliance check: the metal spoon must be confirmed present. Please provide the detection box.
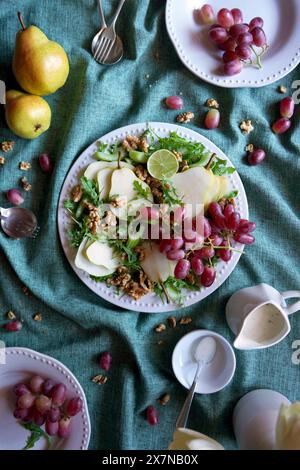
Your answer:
[176,336,217,428]
[0,207,38,239]
[91,0,124,65]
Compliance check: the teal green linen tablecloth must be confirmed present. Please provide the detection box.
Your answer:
[0,0,300,450]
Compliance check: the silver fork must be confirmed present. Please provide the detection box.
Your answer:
[93,0,126,64]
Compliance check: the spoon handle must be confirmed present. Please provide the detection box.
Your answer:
[97,0,107,28]
[175,362,203,429]
[110,0,126,27]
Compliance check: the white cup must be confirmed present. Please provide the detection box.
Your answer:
[226,283,300,350]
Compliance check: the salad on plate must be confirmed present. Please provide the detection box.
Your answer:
[64,128,256,306]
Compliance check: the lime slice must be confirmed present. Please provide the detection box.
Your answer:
[147,149,179,179]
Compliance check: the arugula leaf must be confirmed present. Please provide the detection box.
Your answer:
[64,199,77,212]
[80,176,99,205]
[224,189,239,199]
[133,180,152,201]
[68,216,97,248]
[156,276,198,306]
[91,274,113,282]
[161,179,182,206]
[109,239,141,271]
[97,141,108,152]
[210,157,235,176]
[21,422,51,450]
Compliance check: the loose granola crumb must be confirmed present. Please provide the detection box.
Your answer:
[33,313,42,322]
[206,98,219,109]
[71,184,83,203]
[179,317,192,325]
[245,143,254,153]
[19,161,31,171]
[7,310,16,320]
[122,135,140,151]
[239,120,254,134]
[176,111,194,124]
[278,85,287,94]
[20,177,32,191]
[167,316,177,328]
[155,323,166,333]
[92,374,108,385]
[157,393,170,406]
[0,156,5,166]
[1,141,15,153]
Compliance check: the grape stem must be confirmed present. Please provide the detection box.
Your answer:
[249,44,269,69]
[160,280,171,304]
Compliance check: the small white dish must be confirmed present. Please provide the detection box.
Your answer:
[172,330,236,394]
[0,347,91,450]
[166,0,300,88]
[233,389,291,450]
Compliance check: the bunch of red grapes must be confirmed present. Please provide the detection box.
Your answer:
[198,5,268,76]
[13,375,83,438]
[159,201,256,286]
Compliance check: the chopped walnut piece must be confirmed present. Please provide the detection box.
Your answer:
[155,323,166,333]
[71,185,83,203]
[167,316,177,328]
[102,210,117,227]
[173,150,182,162]
[122,135,140,151]
[239,120,254,134]
[1,141,15,153]
[278,85,287,94]
[88,208,100,234]
[7,310,16,320]
[124,281,148,300]
[20,177,32,191]
[134,165,148,181]
[157,393,170,406]
[92,374,108,385]
[176,111,194,123]
[33,313,42,322]
[19,161,31,171]
[139,271,153,292]
[134,246,146,261]
[180,160,189,172]
[245,143,254,153]
[111,197,126,208]
[206,98,219,109]
[180,317,192,325]
[185,273,196,285]
[139,136,149,153]
[0,156,5,166]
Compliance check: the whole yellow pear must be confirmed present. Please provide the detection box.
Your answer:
[5,90,51,139]
[13,13,69,95]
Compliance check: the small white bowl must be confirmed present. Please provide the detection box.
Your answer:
[172,330,236,394]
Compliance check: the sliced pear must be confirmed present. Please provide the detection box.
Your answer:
[86,240,119,268]
[140,241,176,282]
[97,168,113,199]
[84,161,133,181]
[75,238,118,277]
[218,176,229,200]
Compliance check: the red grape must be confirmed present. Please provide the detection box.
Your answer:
[14,383,30,397]
[14,407,30,420]
[224,204,235,220]
[183,229,197,243]
[200,266,216,287]
[51,383,67,406]
[167,249,185,261]
[191,256,204,276]
[174,259,190,280]
[146,406,159,426]
[218,37,237,51]
[223,51,238,63]
[39,153,53,173]
[48,407,60,423]
[229,23,249,39]
[194,247,215,259]
[272,118,291,134]
[198,4,215,24]
[139,206,159,221]
[218,241,232,262]
[66,397,83,417]
[248,149,266,165]
[224,59,243,76]
[236,45,252,60]
[99,351,112,371]
[46,419,59,436]
[172,205,186,223]
[43,379,55,396]
[18,393,35,409]
[22,407,34,423]
[193,215,211,238]
[165,96,184,110]
[234,233,255,245]
[209,27,228,44]
[208,202,226,228]
[35,395,52,414]
[58,417,71,438]
[4,320,22,332]
[226,212,241,230]
[238,219,256,234]
[6,189,24,205]
[34,410,46,426]
[210,233,223,246]
[30,375,44,394]
[249,17,264,30]
[237,32,253,45]
[205,109,220,129]
[170,238,184,250]
[280,97,295,118]
[251,27,266,47]
[217,8,234,28]
[231,8,243,24]
[159,240,172,253]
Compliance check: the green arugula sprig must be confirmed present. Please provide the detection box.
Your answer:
[161,179,182,206]
[155,276,198,306]
[133,180,152,201]
[209,157,235,176]
[21,422,51,450]
[80,176,99,205]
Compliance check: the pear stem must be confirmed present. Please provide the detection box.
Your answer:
[17,12,26,31]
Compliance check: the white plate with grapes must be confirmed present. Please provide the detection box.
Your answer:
[166,0,300,87]
[0,347,91,450]
[58,122,255,313]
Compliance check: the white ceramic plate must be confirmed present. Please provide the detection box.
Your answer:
[166,0,300,88]
[0,347,91,450]
[172,330,236,394]
[57,122,248,313]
